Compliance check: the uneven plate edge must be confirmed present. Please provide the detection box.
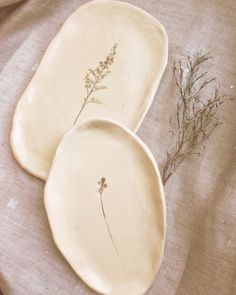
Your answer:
[10,0,168,180]
[44,117,167,295]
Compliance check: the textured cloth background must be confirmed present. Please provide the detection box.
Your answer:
[0,0,235,294]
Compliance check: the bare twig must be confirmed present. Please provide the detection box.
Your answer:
[162,52,233,185]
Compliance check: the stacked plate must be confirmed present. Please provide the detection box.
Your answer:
[11,1,168,294]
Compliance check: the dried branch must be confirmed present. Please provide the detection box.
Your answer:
[73,44,117,124]
[162,52,233,185]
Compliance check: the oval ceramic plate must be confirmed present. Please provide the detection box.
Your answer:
[11,0,168,180]
[44,118,166,295]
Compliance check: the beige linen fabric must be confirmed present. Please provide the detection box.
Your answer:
[0,0,235,294]
[0,1,21,8]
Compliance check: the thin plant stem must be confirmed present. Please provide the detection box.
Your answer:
[73,44,117,125]
[162,52,233,185]
[97,177,122,264]
[73,67,105,124]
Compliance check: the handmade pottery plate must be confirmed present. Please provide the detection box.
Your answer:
[11,0,168,180]
[44,118,166,295]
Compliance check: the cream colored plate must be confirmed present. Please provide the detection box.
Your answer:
[11,0,168,180]
[44,118,166,295]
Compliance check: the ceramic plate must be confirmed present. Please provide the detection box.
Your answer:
[44,118,166,295]
[11,0,168,180]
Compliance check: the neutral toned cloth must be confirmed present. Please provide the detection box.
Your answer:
[0,0,21,8]
[0,0,235,294]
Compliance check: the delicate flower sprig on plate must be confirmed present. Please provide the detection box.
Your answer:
[73,44,118,124]
[97,177,122,263]
[98,177,108,195]
[162,52,233,185]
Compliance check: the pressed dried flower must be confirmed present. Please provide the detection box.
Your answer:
[74,43,117,124]
[97,177,122,262]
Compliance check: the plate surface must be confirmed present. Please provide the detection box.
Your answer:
[44,118,166,295]
[11,0,168,180]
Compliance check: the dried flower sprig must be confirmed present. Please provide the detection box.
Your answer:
[73,44,118,124]
[162,52,233,185]
[97,177,122,262]
[98,177,108,195]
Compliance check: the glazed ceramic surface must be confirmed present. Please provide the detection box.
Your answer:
[44,118,166,295]
[11,0,168,180]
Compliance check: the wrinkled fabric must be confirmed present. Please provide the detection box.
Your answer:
[0,0,21,8]
[0,0,235,294]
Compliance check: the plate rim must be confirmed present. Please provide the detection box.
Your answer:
[44,116,167,295]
